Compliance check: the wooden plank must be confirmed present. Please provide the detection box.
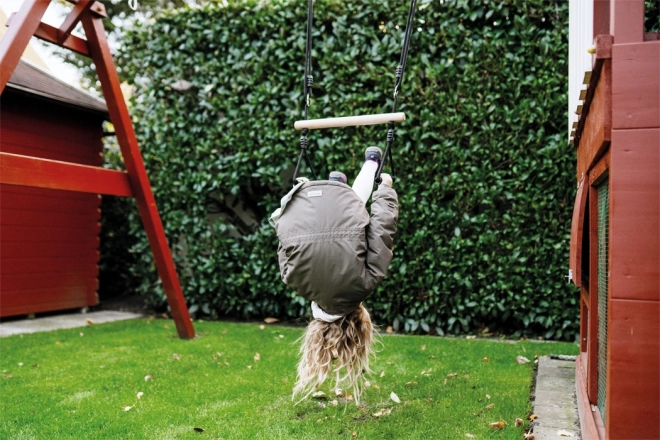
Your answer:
[607,299,660,439]
[1,129,102,165]
[1,225,101,243]
[82,14,194,339]
[0,185,101,211]
[610,0,645,44]
[294,112,406,130]
[569,176,589,287]
[610,129,660,301]
[0,0,49,92]
[0,152,134,197]
[0,257,97,274]
[2,272,98,292]
[30,20,91,57]
[0,288,98,318]
[611,41,660,129]
[576,355,606,440]
[57,0,94,44]
[1,241,99,258]
[0,209,99,227]
[587,183,601,404]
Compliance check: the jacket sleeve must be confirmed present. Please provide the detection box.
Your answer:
[365,184,399,291]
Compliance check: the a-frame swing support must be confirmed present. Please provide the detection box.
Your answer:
[0,0,195,339]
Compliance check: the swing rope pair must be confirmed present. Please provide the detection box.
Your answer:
[292,0,418,185]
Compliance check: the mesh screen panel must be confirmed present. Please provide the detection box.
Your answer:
[597,179,609,422]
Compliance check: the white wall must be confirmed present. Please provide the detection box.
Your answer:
[568,0,594,141]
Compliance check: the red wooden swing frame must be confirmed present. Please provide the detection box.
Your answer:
[0,0,195,339]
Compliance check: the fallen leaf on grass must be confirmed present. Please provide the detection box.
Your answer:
[466,335,476,339]
[447,373,458,378]
[485,403,494,409]
[380,371,385,378]
[421,345,426,351]
[122,406,132,412]
[405,381,418,386]
[259,325,265,330]
[486,394,491,400]
[79,332,84,337]
[364,380,371,387]
[330,399,338,406]
[524,431,535,440]
[529,414,537,420]
[254,353,260,362]
[483,357,490,363]
[386,326,393,333]
[2,374,13,379]
[557,430,575,437]
[137,392,144,399]
[145,374,153,381]
[352,432,358,438]
[372,408,391,418]
[516,356,530,364]
[18,363,23,367]
[264,317,279,324]
[312,391,326,399]
[515,418,523,427]
[247,365,253,369]
[194,427,205,432]
[490,419,508,429]
[466,434,475,439]
[372,384,380,390]
[172,353,181,361]
[86,319,93,325]
[428,355,437,359]
[335,388,343,397]
[212,352,222,360]
[390,392,400,403]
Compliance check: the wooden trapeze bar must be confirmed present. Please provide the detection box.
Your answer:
[294,112,406,131]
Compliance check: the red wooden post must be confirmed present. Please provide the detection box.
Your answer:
[0,0,48,91]
[0,0,195,338]
[80,13,195,339]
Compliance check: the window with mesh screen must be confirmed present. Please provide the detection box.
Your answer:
[597,178,609,422]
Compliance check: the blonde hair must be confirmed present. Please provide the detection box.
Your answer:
[293,304,376,404]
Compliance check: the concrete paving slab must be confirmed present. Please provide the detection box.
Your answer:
[532,356,581,439]
[0,311,143,337]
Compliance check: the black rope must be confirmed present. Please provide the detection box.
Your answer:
[293,0,316,185]
[376,0,417,183]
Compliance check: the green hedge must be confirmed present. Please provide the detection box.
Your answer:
[106,0,579,340]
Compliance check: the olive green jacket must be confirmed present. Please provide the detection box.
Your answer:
[270,180,398,315]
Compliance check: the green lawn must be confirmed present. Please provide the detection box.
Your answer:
[0,318,577,439]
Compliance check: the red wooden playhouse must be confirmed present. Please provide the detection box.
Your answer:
[0,0,194,338]
[1,59,107,317]
[569,1,659,438]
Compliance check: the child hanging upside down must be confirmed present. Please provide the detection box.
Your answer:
[269,147,399,403]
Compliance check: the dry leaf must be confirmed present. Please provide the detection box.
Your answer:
[2,374,13,379]
[330,399,338,406]
[100,365,105,369]
[466,435,475,439]
[144,374,153,381]
[86,318,93,325]
[79,332,84,337]
[172,353,181,361]
[137,392,144,399]
[345,394,353,401]
[485,403,494,409]
[122,406,132,412]
[372,408,392,418]
[194,427,205,433]
[254,353,260,362]
[247,365,253,369]
[264,317,279,324]
[55,341,61,345]
[312,391,326,399]
[557,430,575,437]
[428,355,437,359]
[466,335,476,339]
[405,381,418,386]
[443,379,447,385]
[421,345,427,351]
[447,373,458,378]
[390,392,401,403]
[259,325,265,330]
[524,431,535,440]
[464,374,469,379]
[386,326,393,333]
[364,380,371,387]
[486,394,491,400]
[516,356,530,364]
[279,334,284,339]
[483,357,490,363]
[515,418,523,427]
[380,371,386,378]
[335,388,343,397]
[372,384,380,390]
[529,414,537,420]
[18,363,23,367]
[352,432,358,438]
[490,419,508,429]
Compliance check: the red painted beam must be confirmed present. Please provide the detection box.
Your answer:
[0,152,133,197]
[0,0,49,93]
[57,0,94,44]
[34,20,90,57]
[82,13,195,339]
